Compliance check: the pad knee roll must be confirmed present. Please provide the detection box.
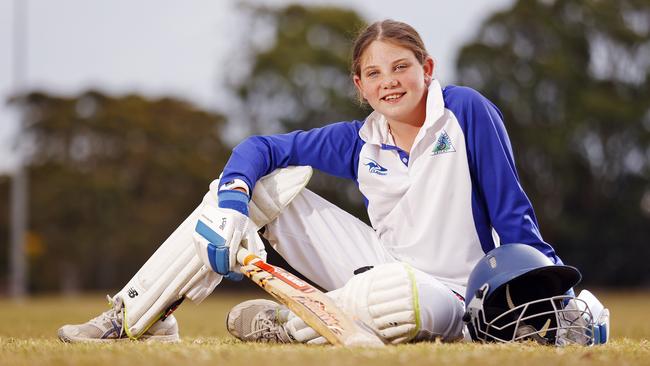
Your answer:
[246,166,313,229]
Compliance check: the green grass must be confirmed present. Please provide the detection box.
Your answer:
[0,291,649,366]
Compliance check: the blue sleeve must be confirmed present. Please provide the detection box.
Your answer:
[220,121,364,193]
[447,86,563,264]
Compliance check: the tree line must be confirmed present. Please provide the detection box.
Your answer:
[1,1,648,293]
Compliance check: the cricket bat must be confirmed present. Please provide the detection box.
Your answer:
[236,245,385,347]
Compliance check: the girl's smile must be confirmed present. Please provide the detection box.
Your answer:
[353,40,434,128]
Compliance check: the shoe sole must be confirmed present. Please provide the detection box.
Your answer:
[57,328,180,343]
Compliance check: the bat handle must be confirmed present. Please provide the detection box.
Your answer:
[236,246,260,266]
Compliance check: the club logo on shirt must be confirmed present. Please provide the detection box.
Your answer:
[364,158,388,176]
[431,130,456,155]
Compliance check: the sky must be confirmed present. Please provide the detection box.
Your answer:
[0,0,515,173]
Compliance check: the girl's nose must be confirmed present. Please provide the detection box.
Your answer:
[383,78,399,88]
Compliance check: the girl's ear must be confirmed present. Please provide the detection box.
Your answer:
[353,74,366,99]
[423,56,435,86]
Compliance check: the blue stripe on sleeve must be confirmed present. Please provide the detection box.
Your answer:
[444,85,562,263]
[220,121,365,193]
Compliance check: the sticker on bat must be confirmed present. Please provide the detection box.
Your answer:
[254,261,314,293]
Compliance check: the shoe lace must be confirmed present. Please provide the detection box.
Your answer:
[245,310,286,342]
[88,295,125,337]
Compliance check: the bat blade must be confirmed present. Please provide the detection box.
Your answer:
[237,247,384,347]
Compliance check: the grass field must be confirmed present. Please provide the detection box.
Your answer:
[0,291,649,366]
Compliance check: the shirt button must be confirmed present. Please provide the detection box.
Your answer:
[402,157,408,163]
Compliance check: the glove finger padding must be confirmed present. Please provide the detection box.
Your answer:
[193,204,251,276]
[241,227,268,262]
[285,313,328,345]
[192,232,217,271]
[227,226,246,273]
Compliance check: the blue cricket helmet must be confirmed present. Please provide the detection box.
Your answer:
[465,243,581,307]
[464,243,587,345]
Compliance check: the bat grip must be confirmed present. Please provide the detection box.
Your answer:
[236,247,259,266]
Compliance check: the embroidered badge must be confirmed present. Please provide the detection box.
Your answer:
[364,158,388,175]
[431,130,456,155]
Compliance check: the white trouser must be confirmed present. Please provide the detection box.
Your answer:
[263,189,466,341]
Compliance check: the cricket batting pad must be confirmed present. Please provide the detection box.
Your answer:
[114,166,313,339]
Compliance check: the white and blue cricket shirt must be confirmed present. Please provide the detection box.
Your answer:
[221,80,563,294]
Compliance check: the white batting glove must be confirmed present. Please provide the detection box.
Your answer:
[194,189,265,280]
[193,204,249,277]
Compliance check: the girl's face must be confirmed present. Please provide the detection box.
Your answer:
[353,40,434,126]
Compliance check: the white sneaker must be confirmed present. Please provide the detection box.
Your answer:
[57,295,180,343]
[226,299,292,343]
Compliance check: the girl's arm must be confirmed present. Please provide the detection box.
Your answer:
[451,87,564,264]
[219,121,364,196]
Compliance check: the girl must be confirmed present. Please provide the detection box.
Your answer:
[213,19,568,344]
[58,19,569,345]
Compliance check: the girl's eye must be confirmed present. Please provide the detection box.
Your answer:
[366,70,379,78]
[395,64,408,71]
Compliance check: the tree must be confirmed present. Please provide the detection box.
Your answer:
[9,91,229,292]
[226,3,370,222]
[456,0,650,285]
